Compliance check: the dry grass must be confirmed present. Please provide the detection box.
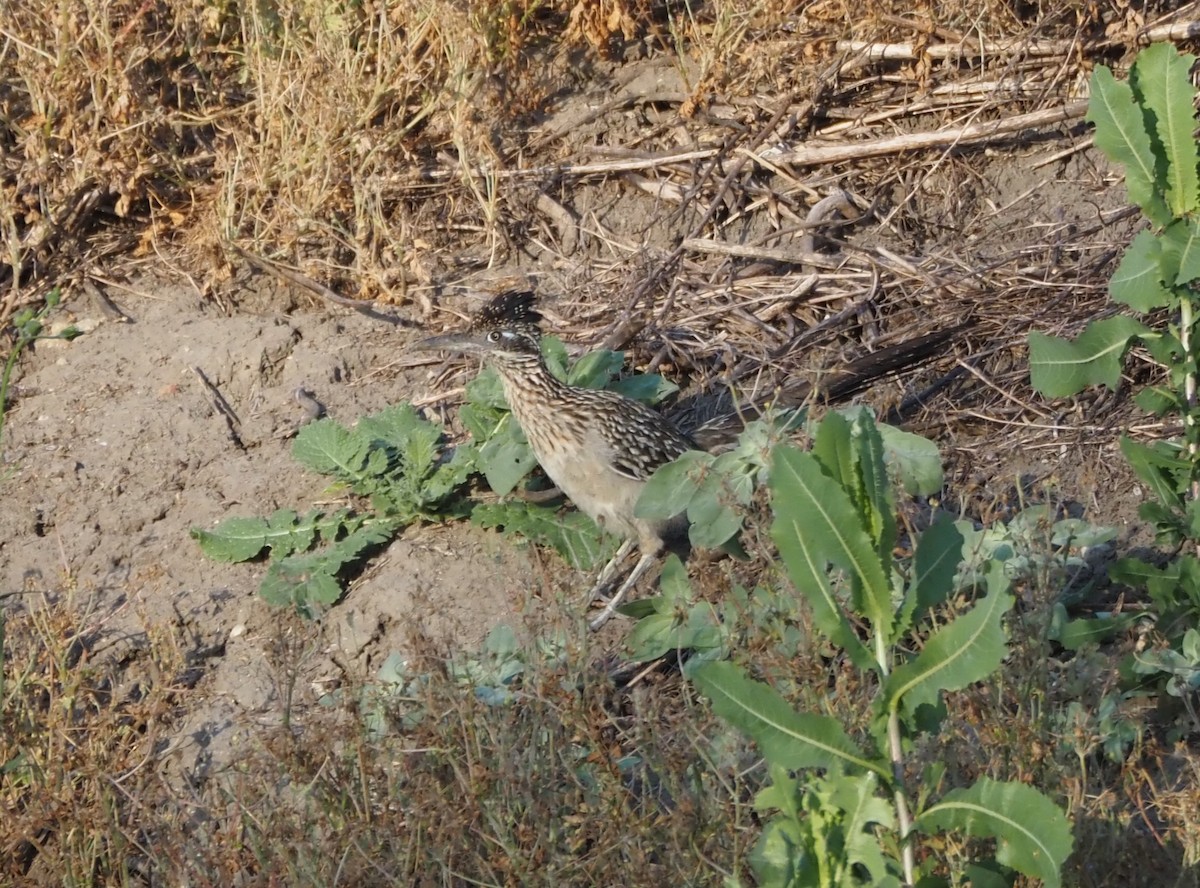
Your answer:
[6,0,1200,883]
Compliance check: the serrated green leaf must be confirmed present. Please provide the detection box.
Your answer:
[1028,316,1147,397]
[421,444,478,503]
[771,445,892,647]
[883,562,1012,715]
[770,446,875,671]
[258,520,397,614]
[812,409,855,489]
[832,771,898,883]
[1087,64,1170,225]
[851,410,897,561]
[916,777,1072,887]
[625,559,724,661]
[1109,229,1172,310]
[471,500,615,570]
[261,559,342,612]
[192,516,273,562]
[263,508,317,555]
[191,508,338,562]
[355,403,419,446]
[1131,43,1200,217]
[293,418,371,480]
[690,660,890,779]
[464,366,507,410]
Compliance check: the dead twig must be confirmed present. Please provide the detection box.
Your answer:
[229,244,413,327]
[769,101,1089,168]
[191,366,244,450]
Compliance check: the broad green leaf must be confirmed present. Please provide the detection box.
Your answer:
[899,512,965,634]
[771,445,892,641]
[769,446,877,671]
[464,366,507,410]
[832,771,898,884]
[567,348,625,389]
[690,661,890,779]
[610,372,678,404]
[476,420,537,495]
[1119,435,1187,510]
[876,423,943,496]
[917,777,1072,888]
[1048,605,1136,650]
[1028,315,1148,397]
[1131,43,1200,217]
[1134,384,1183,416]
[1087,64,1170,225]
[540,336,569,380]
[1163,218,1200,285]
[1109,229,1172,310]
[882,562,1013,715]
[687,467,744,548]
[636,450,711,520]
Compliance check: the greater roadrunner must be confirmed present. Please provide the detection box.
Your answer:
[417,291,692,630]
[417,291,956,630]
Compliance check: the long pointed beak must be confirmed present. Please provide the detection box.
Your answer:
[411,332,489,355]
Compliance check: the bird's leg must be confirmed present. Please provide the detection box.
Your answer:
[588,550,656,632]
[587,537,637,602]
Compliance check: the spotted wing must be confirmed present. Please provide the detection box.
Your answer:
[592,392,694,482]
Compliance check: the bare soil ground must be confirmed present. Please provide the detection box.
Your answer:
[4,1,1200,883]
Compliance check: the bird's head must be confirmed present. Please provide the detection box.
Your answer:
[414,290,543,360]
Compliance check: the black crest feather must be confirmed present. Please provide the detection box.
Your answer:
[476,291,542,331]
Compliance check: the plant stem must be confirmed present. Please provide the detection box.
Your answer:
[875,628,916,886]
[888,709,916,887]
[1182,299,1200,557]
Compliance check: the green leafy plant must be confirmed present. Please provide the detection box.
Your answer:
[1,288,80,456]
[193,404,474,615]
[1027,43,1200,717]
[688,411,1072,887]
[193,343,681,612]
[624,405,943,665]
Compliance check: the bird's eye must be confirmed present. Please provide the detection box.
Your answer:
[487,330,502,343]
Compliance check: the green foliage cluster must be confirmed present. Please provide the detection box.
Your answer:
[192,339,680,613]
[193,403,474,616]
[679,410,1073,887]
[1029,43,1200,732]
